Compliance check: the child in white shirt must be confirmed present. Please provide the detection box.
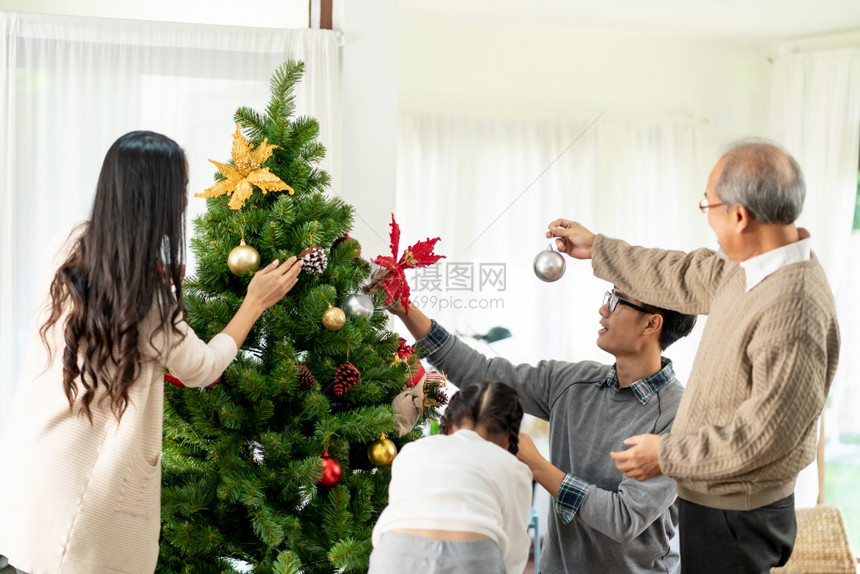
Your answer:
[370,380,533,574]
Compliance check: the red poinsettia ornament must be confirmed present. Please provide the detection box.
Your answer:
[367,214,444,314]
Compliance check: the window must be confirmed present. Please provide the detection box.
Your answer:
[854,172,860,231]
[823,153,860,554]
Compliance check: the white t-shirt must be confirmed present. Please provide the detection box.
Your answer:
[372,429,533,574]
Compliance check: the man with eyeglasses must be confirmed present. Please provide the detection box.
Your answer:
[546,140,840,574]
[385,287,697,573]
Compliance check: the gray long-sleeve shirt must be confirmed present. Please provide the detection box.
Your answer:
[418,321,682,573]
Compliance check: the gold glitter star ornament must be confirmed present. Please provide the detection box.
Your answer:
[195,125,294,210]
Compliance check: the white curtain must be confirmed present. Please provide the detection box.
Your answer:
[770,49,860,289]
[0,12,342,427]
[395,111,709,385]
[397,102,859,510]
[396,111,708,534]
[770,49,860,507]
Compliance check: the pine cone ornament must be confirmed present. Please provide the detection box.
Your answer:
[300,246,328,275]
[423,371,449,409]
[333,363,360,396]
[297,365,315,390]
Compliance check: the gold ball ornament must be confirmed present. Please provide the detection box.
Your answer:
[367,433,397,467]
[227,240,261,276]
[322,305,346,331]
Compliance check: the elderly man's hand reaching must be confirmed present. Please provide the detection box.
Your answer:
[546,219,597,260]
[609,434,663,481]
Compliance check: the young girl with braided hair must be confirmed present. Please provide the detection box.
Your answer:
[370,380,533,574]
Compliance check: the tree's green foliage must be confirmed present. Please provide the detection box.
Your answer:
[159,61,418,573]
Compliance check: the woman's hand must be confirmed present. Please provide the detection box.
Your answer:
[244,257,302,313]
[221,256,302,348]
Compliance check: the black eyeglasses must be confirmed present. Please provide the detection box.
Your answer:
[603,291,655,314]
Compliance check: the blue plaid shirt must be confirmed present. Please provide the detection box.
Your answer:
[417,320,676,525]
[415,320,450,357]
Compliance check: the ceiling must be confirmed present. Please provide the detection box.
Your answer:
[399,0,860,41]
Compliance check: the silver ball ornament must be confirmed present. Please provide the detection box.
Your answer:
[227,240,261,276]
[533,246,566,282]
[342,293,374,319]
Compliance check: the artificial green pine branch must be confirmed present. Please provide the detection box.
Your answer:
[233,107,267,135]
[329,537,372,572]
[272,550,303,574]
[160,59,429,571]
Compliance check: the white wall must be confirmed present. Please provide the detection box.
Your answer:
[398,11,774,169]
[0,0,307,27]
[334,0,400,258]
[393,11,777,371]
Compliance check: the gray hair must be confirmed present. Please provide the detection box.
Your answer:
[715,140,805,224]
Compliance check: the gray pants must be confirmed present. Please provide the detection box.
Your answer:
[0,555,25,574]
[369,531,507,574]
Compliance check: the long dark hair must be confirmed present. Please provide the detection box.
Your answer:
[40,131,188,422]
[439,380,524,454]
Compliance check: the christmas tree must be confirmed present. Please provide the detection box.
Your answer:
[159,61,436,573]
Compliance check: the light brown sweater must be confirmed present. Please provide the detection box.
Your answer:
[592,235,840,511]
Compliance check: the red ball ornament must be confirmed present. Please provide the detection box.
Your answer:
[318,450,342,488]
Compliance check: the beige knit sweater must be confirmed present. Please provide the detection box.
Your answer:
[0,229,238,573]
[592,235,840,511]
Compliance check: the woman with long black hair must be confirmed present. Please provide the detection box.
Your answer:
[0,131,302,573]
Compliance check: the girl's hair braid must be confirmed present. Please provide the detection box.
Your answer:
[438,380,524,454]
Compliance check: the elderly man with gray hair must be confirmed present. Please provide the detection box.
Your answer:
[547,140,840,574]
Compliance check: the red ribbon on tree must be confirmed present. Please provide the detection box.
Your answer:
[164,372,221,390]
[395,338,416,362]
[395,338,425,388]
[368,214,444,314]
